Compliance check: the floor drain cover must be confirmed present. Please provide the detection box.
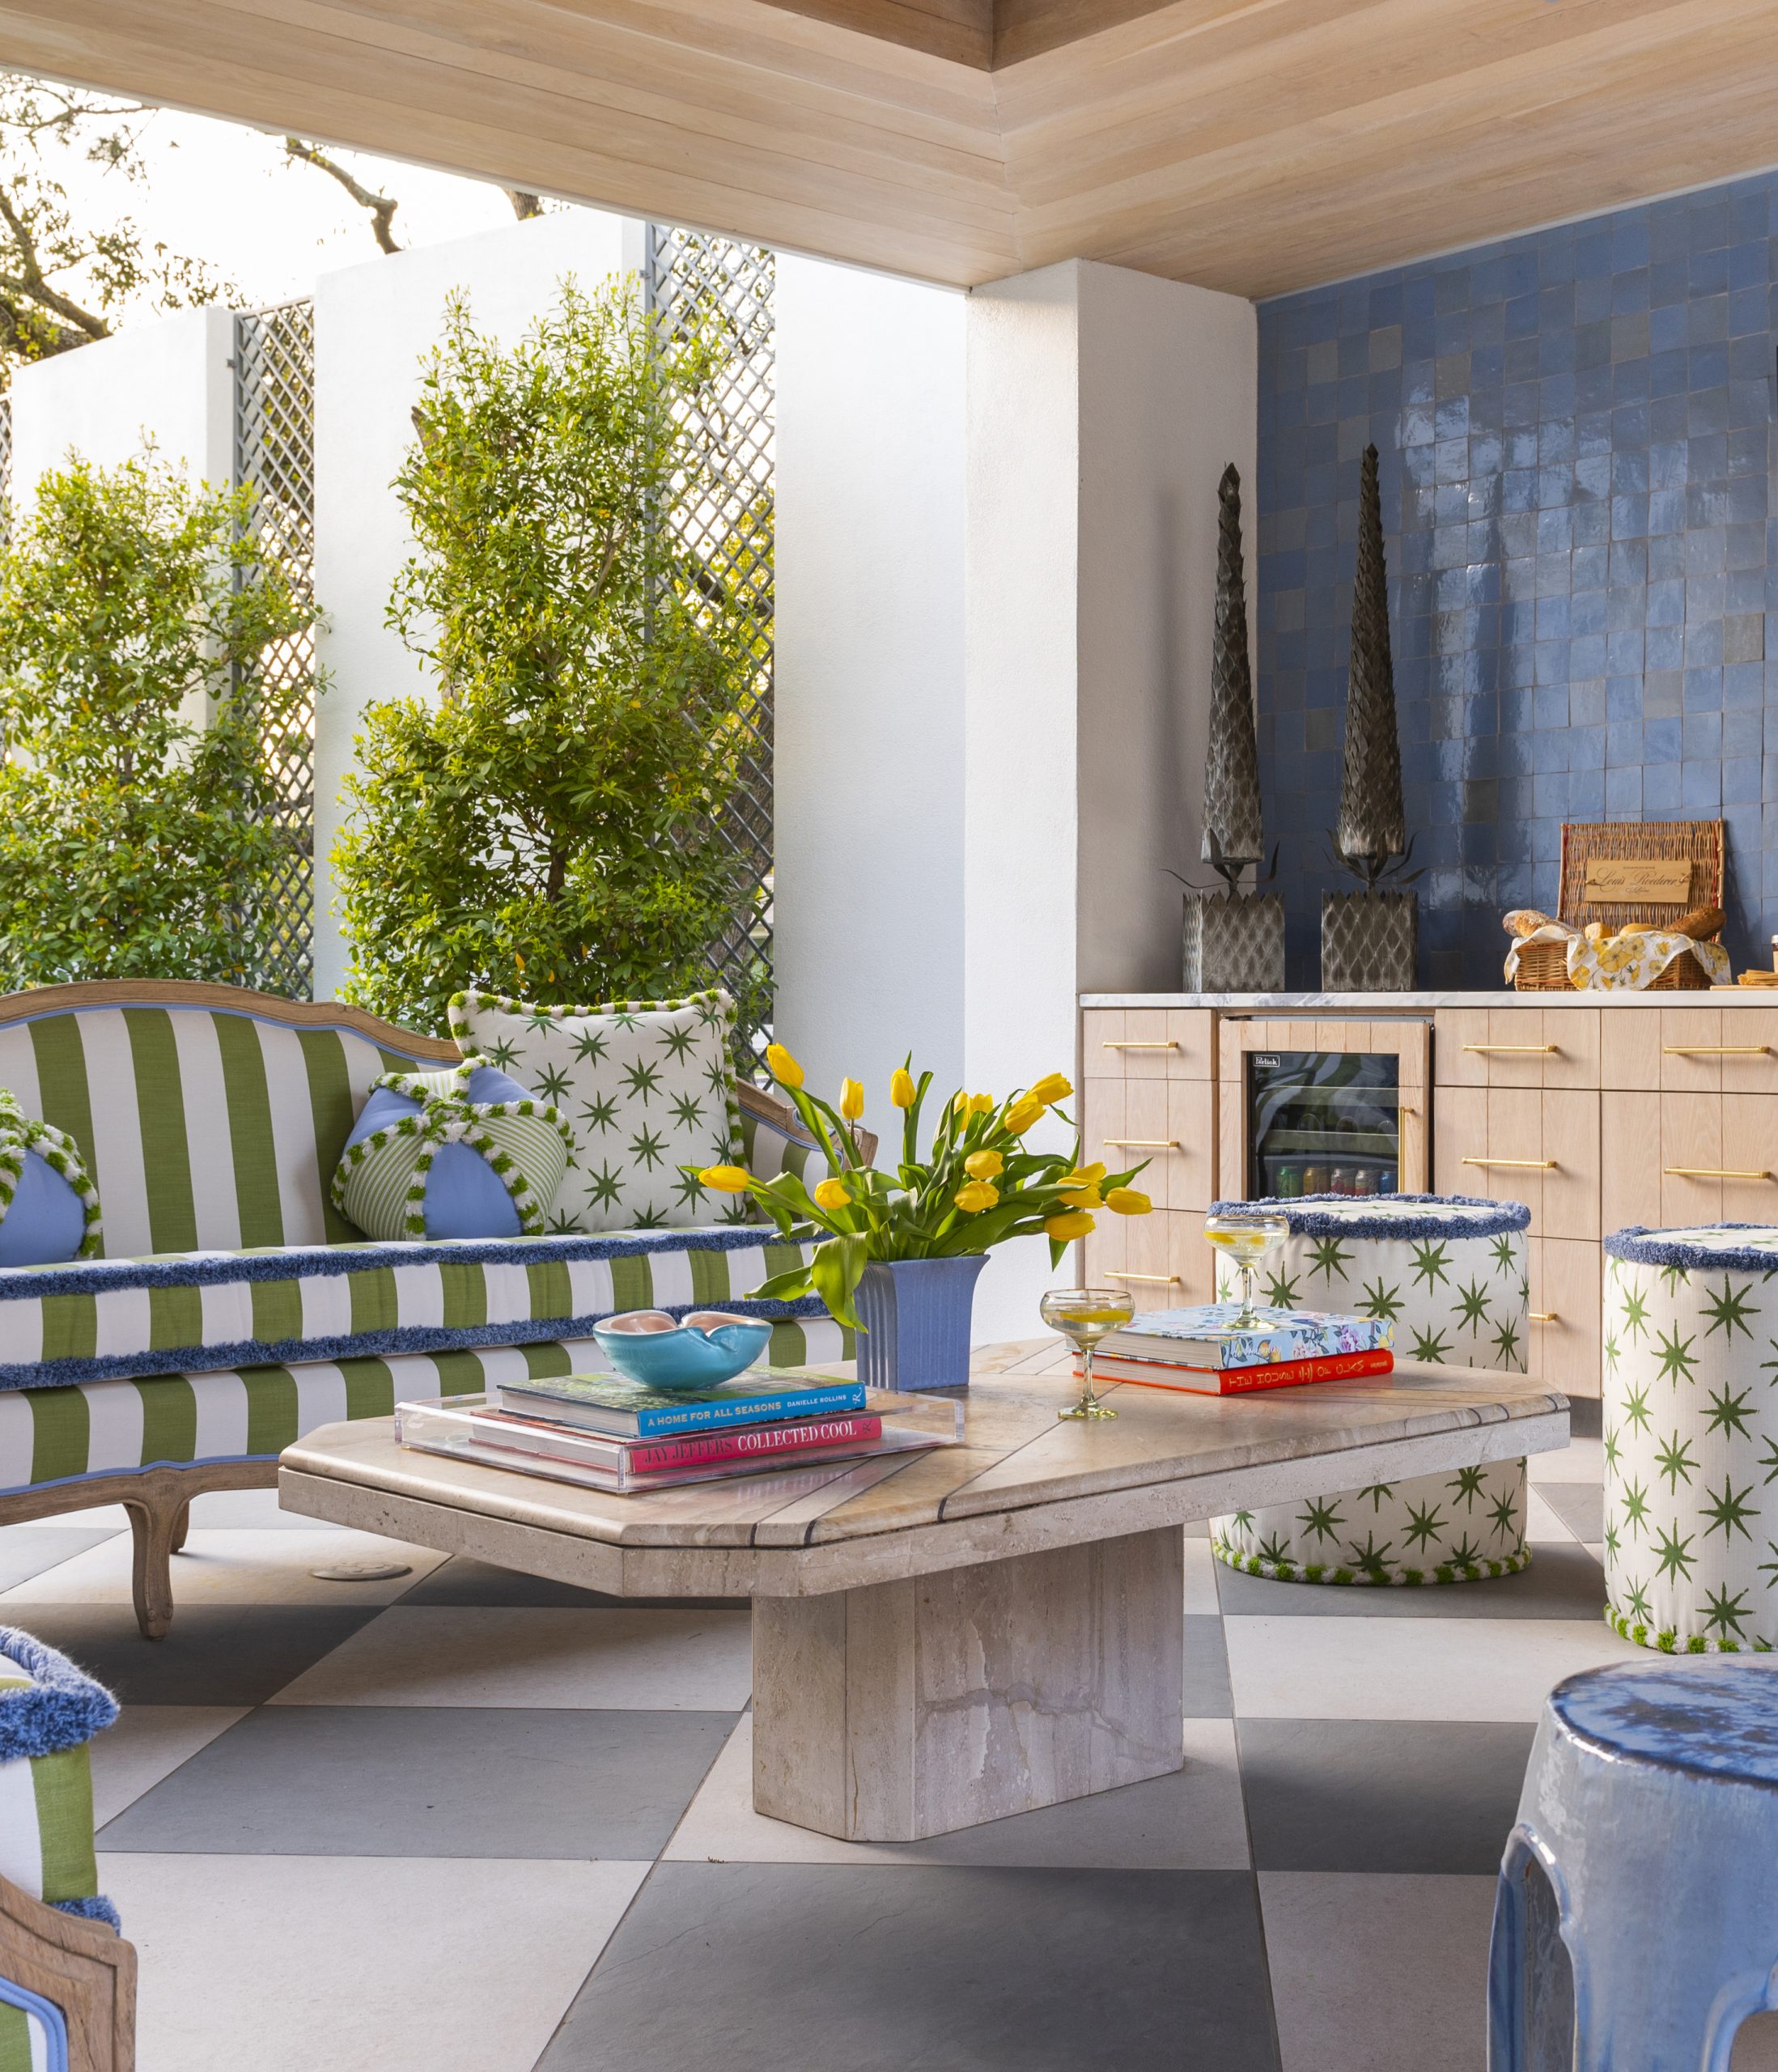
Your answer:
[308,1561,414,1582]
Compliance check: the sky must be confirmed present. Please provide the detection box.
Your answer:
[26,86,544,318]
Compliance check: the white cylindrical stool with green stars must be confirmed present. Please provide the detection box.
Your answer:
[1210,1194,1532,1586]
[1602,1225,1778,1654]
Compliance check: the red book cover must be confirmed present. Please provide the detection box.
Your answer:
[626,1415,883,1472]
[482,1406,885,1472]
[1080,1348,1395,1396]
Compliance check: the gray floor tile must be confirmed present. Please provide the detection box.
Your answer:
[1215,1541,1606,1620]
[100,1704,732,1858]
[1186,1612,1233,1715]
[1536,1483,1605,1544]
[398,1554,744,1612]
[1238,1719,1535,1874]
[11,1607,380,1706]
[0,1526,122,1591]
[538,1862,1279,2072]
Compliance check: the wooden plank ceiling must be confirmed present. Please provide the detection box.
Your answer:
[2,0,1775,296]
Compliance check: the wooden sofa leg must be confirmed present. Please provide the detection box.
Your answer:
[121,1495,180,1642]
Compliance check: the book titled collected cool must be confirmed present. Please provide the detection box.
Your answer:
[1097,1303,1394,1370]
[1077,1348,1395,1397]
[393,1380,964,1495]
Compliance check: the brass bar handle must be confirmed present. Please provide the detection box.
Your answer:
[1662,1046,1771,1056]
[1461,1157,1557,1170]
[1105,1138,1178,1149]
[1463,1044,1559,1055]
[1530,1311,1559,1323]
[1664,1167,1772,1179]
[1101,1040,1178,1051]
[1105,1271,1181,1285]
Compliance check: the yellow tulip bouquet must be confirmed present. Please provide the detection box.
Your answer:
[692,1044,1153,1330]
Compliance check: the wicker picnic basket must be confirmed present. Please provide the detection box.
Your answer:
[1513,819,1725,992]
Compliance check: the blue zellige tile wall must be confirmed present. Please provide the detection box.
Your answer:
[1256,169,1778,991]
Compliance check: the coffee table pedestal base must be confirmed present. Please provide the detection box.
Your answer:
[751,1525,1186,1842]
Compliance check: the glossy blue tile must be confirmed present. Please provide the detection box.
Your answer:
[1258,165,1778,985]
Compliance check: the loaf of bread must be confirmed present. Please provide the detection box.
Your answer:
[1620,906,1725,940]
[1502,909,1559,938]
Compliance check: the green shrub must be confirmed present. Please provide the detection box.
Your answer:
[0,453,314,989]
[332,275,753,1035]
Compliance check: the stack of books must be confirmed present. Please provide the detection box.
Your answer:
[1080,1304,1394,1397]
[393,1368,960,1492]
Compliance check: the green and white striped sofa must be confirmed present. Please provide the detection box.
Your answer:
[0,983,847,1638]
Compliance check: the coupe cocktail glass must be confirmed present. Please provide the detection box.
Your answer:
[1203,1211,1291,1327]
[1041,1286,1135,1421]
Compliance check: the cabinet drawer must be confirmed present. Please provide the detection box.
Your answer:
[1089,1208,1211,1312]
[1081,1079,1215,1211]
[1438,1087,1599,1240]
[1435,1008,1599,1089]
[1598,1090,1778,1229]
[1082,1008,1212,1081]
[1529,1237,1601,1402]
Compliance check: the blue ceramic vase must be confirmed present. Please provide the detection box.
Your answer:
[854,1255,987,1392]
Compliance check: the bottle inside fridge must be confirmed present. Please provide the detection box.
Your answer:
[1247,1050,1401,1199]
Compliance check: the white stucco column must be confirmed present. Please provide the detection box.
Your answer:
[9,306,236,502]
[774,255,969,1107]
[775,253,1254,1342]
[310,209,635,999]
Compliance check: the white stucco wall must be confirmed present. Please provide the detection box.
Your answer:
[311,208,636,996]
[964,259,1256,1339]
[774,254,969,1116]
[9,305,235,503]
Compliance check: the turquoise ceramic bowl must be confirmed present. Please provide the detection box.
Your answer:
[591,1315,774,1393]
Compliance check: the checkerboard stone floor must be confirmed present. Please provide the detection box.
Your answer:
[6,1416,1778,2070]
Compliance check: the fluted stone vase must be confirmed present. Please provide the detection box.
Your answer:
[854,1255,987,1392]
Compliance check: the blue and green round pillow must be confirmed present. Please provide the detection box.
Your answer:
[333,1063,574,1242]
[0,1090,102,1266]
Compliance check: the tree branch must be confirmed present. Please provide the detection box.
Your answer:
[0,184,108,341]
[283,138,401,254]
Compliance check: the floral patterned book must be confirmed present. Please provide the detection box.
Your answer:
[1098,1303,1394,1369]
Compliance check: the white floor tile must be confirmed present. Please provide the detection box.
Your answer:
[662,1712,1250,1870]
[268,1604,754,1710]
[1528,1436,1602,1484]
[1183,1535,1220,1614]
[1261,1872,1496,2072]
[100,1851,647,2072]
[91,1706,248,1828]
[0,1528,448,1607]
[186,1488,339,1530]
[1224,1615,1648,1722]
[1526,1489,1581,1544]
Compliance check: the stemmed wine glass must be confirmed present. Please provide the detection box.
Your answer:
[1203,1211,1292,1327]
[1041,1285,1135,1421]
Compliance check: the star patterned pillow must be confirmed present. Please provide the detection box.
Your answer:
[448,988,746,1232]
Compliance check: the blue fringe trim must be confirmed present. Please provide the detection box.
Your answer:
[52,1895,120,1930]
[1207,1193,1530,1241]
[0,1295,830,1393]
[0,1224,791,1302]
[0,1628,117,1756]
[1603,1224,1778,1272]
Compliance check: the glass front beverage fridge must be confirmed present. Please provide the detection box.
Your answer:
[1246,1049,1403,1199]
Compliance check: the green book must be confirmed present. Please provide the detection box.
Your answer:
[495,1367,868,1437]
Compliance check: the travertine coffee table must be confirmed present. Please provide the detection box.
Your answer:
[279,1342,1567,1842]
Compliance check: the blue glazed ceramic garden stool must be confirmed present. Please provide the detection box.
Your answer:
[1490,1658,1778,2070]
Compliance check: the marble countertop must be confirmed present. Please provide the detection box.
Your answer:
[1082,990,1778,1009]
[279,1340,1567,1596]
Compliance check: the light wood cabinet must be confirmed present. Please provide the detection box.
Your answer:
[1080,995,1778,1403]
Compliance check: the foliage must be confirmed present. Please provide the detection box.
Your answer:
[0,75,233,370]
[0,453,316,986]
[333,275,757,1035]
[694,1051,1153,1330]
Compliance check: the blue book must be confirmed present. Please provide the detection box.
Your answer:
[1100,1303,1394,1370]
[495,1368,868,1437]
